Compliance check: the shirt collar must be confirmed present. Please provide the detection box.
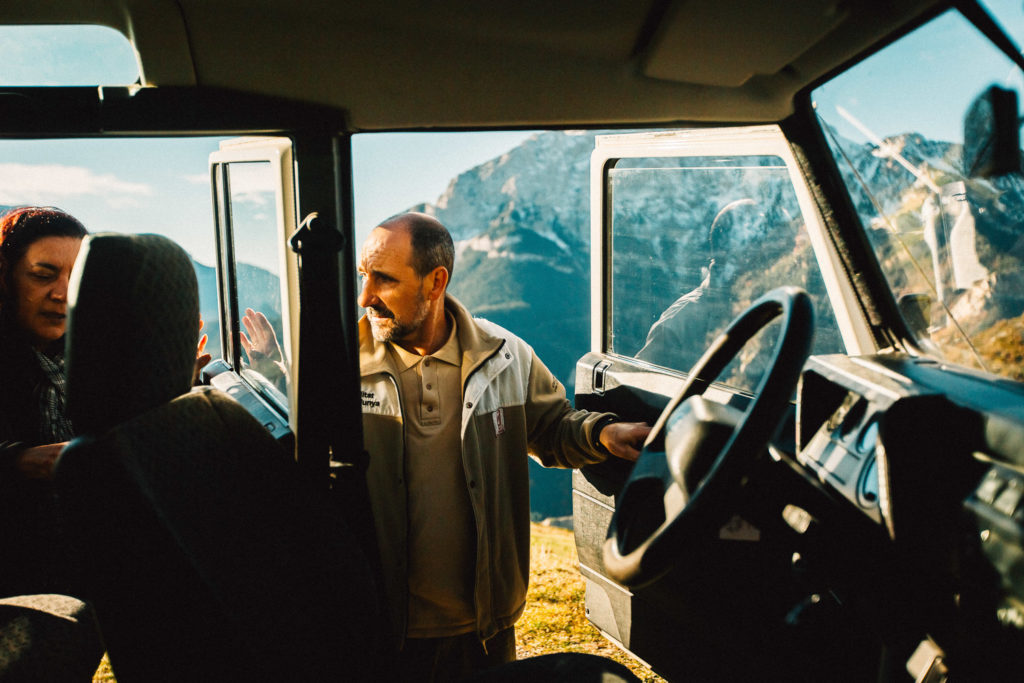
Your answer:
[387,312,460,371]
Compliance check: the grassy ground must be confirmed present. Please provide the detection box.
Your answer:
[92,654,115,682]
[516,523,663,682]
[93,523,662,682]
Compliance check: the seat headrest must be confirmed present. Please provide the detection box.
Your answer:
[66,233,200,435]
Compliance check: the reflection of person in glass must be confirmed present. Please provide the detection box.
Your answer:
[0,207,87,596]
[636,199,759,370]
[239,307,289,392]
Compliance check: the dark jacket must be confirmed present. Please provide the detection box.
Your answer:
[0,312,72,597]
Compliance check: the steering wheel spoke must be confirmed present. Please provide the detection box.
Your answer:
[611,449,674,556]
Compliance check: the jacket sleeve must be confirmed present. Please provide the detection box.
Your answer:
[522,348,615,469]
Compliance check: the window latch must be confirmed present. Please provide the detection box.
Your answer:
[592,360,612,396]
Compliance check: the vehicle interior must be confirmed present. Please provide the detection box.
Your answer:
[3,0,1024,681]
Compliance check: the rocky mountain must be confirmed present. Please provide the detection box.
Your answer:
[412,130,598,249]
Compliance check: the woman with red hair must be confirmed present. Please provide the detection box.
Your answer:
[0,206,87,597]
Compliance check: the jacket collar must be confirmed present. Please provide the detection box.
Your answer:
[359,294,503,380]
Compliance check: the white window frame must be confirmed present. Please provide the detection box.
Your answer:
[589,125,875,359]
[209,136,300,426]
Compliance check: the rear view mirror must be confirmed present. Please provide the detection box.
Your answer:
[963,85,1021,178]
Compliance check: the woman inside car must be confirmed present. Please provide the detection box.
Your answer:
[0,206,87,597]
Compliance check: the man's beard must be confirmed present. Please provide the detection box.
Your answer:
[367,292,430,343]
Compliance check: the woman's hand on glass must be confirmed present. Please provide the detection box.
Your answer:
[193,317,213,384]
[240,308,283,364]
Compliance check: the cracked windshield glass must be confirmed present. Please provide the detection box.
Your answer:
[813,2,1024,382]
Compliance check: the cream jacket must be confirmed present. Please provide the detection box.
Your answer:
[359,295,612,648]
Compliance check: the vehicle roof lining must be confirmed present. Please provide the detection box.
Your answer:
[4,0,944,131]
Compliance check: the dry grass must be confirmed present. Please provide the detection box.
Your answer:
[934,311,1024,382]
[92,653,114,682]
[517,523,664,682]
[92,523,662,682]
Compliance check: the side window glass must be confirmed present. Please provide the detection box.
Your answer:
[0,24,139,86]
[211,152,293,413]
[608,154,843,392]
[0,136,227,362]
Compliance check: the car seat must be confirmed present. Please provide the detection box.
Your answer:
[54,233,382,682]
[0,594,103,680]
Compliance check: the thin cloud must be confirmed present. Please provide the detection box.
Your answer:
[189,165,276,204]
[0,163,153,206]
[233,191,271,207]
[227,164,276,202]
[185,169,273,204]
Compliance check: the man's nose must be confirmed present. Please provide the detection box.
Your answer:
[357,280,376,308]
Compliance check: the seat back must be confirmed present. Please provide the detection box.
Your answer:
[56,234,381,681]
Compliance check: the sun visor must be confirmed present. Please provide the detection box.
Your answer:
[642,0,848,86]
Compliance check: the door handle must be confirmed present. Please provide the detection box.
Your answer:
[592,360,612,396]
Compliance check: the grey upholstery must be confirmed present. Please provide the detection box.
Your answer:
[464,653,641,682]
[55,234,382,681]
[65,233,198,434]
[0,595,103,682]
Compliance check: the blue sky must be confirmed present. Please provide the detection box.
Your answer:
[812,2,1024,145]
[352,131,536,248]
[0,25,138,86]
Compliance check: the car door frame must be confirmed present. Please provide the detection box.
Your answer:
[572,124,881,679]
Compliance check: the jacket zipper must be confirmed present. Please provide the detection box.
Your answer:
[460,339,508,646]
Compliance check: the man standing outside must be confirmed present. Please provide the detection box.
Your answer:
[357,212,650,681]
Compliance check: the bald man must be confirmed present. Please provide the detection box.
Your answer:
[357,212,649,681]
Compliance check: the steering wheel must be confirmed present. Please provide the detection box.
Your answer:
[603,286,814,587]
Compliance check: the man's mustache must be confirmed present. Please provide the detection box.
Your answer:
[368,306,394,320]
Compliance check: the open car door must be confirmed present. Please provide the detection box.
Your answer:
[204,137,299,443]
[572,126,872,680]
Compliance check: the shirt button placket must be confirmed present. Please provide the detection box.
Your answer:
[422,357,440,423]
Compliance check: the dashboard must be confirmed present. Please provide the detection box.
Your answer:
[793,352,1024,674]
[797,381,884,525]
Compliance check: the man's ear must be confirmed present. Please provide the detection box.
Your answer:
[425,266,449,301]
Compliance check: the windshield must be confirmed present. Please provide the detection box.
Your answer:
[813,4,1024,383]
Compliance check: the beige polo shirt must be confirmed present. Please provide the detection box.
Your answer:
[387,315,477,638]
